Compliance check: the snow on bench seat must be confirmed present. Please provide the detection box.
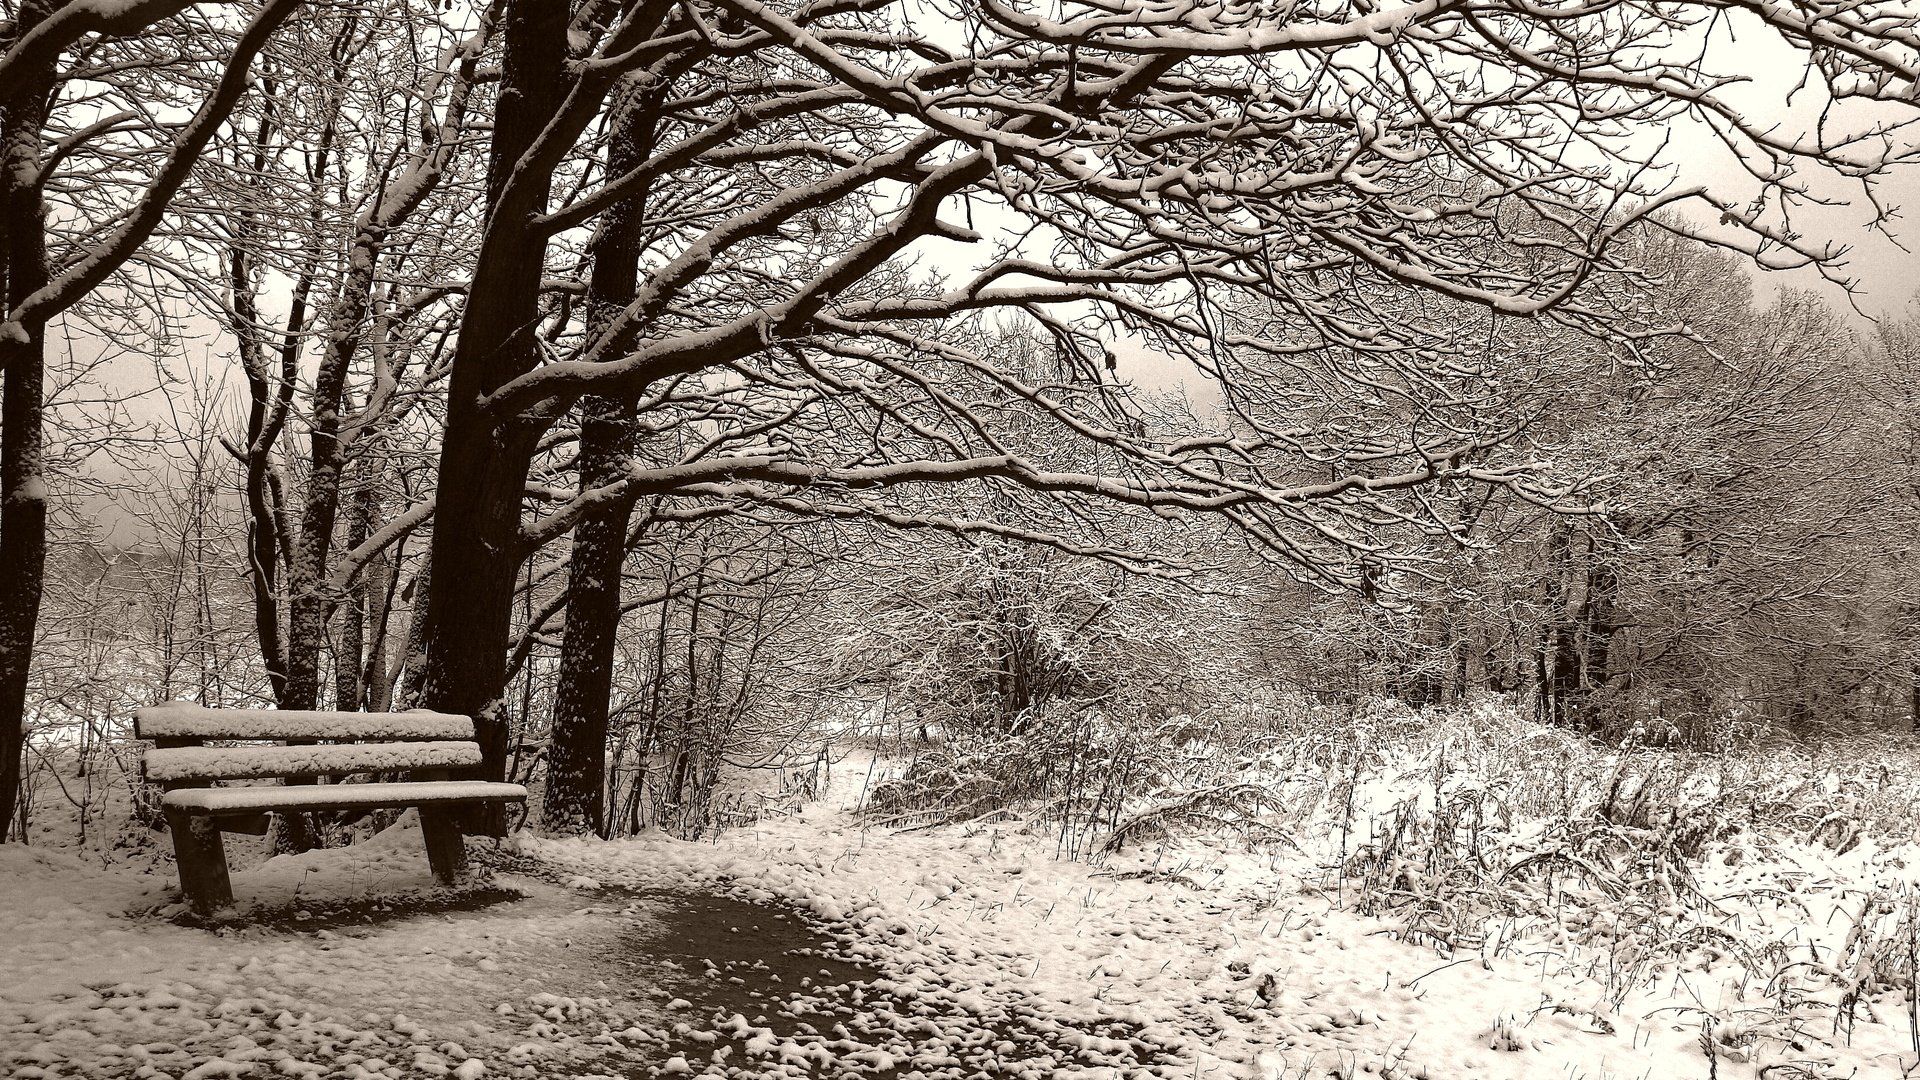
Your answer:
[144,741,484,782]
[162,781,528,815]
[134,702,474,742]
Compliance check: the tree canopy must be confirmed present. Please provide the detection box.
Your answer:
[3,0,1919,835]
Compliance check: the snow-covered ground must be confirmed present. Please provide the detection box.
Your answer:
[9,720,1920,1079]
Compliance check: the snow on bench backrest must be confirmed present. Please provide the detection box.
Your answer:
[143,740,484,782]
[132,702,475,742]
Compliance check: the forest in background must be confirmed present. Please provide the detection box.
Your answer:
[7,0,1920,849]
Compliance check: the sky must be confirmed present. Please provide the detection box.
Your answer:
[1748,186,1920,323]
[1655,13,1920,325]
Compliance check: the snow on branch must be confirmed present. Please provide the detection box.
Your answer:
[6,0,298,332]
[0,0,202,101]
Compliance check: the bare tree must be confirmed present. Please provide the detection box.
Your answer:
[10,0,1920,841]
[380,0,1920,813]
[0,0,296,840]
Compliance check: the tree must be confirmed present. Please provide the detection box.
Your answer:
[542,73,671,835]
[386,0,1920,820]
[1532,286,1900,738]
[10,0,1919,840]
[1858,303,1920,731]
[0,0,296,840]
[1256,246,1919,742]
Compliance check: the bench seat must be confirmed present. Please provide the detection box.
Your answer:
[163,780,528,814]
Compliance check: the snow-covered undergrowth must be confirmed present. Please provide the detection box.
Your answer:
[10,700,1920,1079]
[516,702,1920,1080]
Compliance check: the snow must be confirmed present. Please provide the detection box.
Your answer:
[164,781,527,813]
[509,810,1920,1080]
[15,721,1920,1079]
[0,827,679,1080]
[135,703,475,742]
[145,741,485,782]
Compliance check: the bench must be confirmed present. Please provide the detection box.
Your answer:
[135,701,527,913]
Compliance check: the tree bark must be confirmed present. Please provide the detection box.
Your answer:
[416,0,571,825]
[544,396,637,834]
[334,471,370,712]
[0,1,56,843]
[396,563,433,708]
[543,80,661,835]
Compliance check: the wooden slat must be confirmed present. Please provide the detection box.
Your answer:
[162,781,526,815]
[144,741,483,782]
[134,703,474,742]
[218,813,272,835]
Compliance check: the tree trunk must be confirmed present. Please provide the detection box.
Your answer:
[1537,522,1580,729]
[0,2,55,843]
[274,338,358,853]
[396,564,433,709]
[360,488,399,713]
[334,473,370,713]
[416,0,571,825]
[1578,553,1621,729]
[284,263,373,712]
[543,80,660,835]
[543,397,637,834]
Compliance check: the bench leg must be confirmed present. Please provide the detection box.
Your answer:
[419,807,467,885]
[164,807,233,914]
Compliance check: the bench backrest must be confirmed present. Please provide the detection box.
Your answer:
[135,701,482,786]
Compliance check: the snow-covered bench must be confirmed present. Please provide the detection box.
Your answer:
[135,702,527,913]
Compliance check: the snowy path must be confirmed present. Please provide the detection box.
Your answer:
[0,824,1176,1080]
[521,807,1920,1080]
[8,798,1920,1079]
[1,839,675,1079]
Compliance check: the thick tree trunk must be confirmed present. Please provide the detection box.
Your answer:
[416,0,570,822]
[0,285,48,851]
[418,430,543,807]
[0,3,55,843]
[544,397,637,834]
[543,81,659,835]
